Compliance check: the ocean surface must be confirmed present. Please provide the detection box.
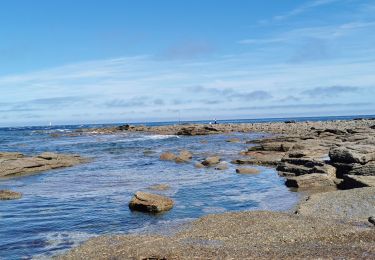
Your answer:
[0,115,372,259]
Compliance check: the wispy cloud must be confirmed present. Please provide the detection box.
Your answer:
[259,0,340,24]
[301,86,360,97]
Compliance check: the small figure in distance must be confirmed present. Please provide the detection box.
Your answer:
[214,118,217,124]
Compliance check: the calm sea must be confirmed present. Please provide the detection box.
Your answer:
[0,115,372,259]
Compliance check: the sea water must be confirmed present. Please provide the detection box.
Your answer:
[1,116,369,259]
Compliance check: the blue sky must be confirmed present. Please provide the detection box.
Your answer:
[0,0,375,126]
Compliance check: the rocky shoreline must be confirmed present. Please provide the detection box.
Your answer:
[58,118,375,259]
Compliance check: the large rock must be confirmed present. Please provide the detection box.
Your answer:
[329,146,375,164]
[285,174,336,189]
[0,152,85,178]
[201,156,221,166]
[128,192,174,213]
[0,190,22,200]
[296,187,375,223]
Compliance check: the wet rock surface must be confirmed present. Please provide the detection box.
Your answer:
[0,152,86,178]
[128,192,174,213]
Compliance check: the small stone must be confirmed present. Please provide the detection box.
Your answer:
[236,167,260,174]
[0,190,22,200]
[226,138,241,143]
[147,184,170,191]
[368,216,375,225]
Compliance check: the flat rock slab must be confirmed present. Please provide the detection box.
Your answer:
[0,190,22,200]
[285,174,336,189]
[59,211,375,259]
[0,152,85,178]
[129,192,174,213]
[296,187,375,223]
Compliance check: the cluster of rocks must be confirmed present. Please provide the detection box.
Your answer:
[72,118,375,136]
[227,121,375,191]
[159,150,192,163]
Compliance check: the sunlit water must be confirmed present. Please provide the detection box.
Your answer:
[0,123,304,259]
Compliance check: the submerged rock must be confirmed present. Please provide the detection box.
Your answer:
[159,152,177,161]
[194,162,205,168]
[201,156,221,166]
[129,192,174,213]
[174,150,193,163]
[147,184,171,191]
[214,162,229,170]
[236,167,260,174]
[226,138,241,143]
[0,190,22,200]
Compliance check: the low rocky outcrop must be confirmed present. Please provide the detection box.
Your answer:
[0,152,85,178]
[285,174,336,189]
[0,190,22,200]
[233,151,285,166]
[128,192,174,213]
[176,126,219,136]
[248,142,294,152]
[236,167,260,174]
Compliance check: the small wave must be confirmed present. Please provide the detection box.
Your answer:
[115,134,179,143]
[33,231,97,259]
